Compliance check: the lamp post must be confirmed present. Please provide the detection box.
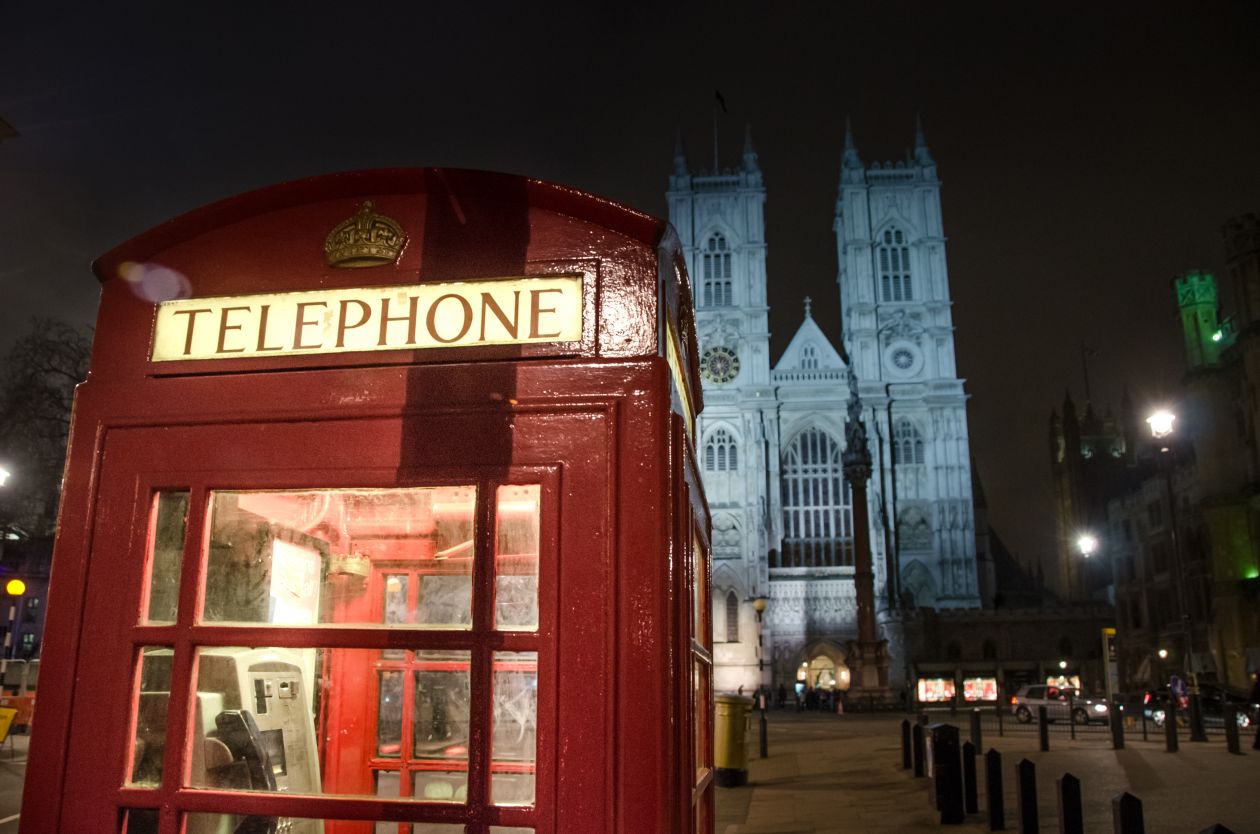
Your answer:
[1075,533,1097,600]
[1146,409,1207,741]
[751,594,769,700]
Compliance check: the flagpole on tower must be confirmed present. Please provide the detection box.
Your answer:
[713,89,727,173]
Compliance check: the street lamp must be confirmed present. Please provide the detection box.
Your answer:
[0,466,11,488]
[1076,534,1098,559]
[1147,409,1207,741]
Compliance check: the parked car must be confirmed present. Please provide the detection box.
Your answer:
[1011,684,1110,725]
[1142,685,1256,729]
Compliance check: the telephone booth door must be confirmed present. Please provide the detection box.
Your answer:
[57,400,623,833]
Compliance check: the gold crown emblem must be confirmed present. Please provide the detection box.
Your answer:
[324,201,407,267]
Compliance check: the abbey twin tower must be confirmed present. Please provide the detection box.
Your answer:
[668,119,983,695]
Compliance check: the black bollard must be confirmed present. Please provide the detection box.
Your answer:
[1038,705,1050,752]
[1140,699,1148,741]
[997,699,1005,737]
[985,748,1005,831]
[1223,705,1241,755]
[1112,792,1144,834]
[1016,758,1038,834]
[1165,698,1179,753]
[902,718,913,768]
[1067,691,1077,741]
[913,722,926,777]
[1198,826,1239,834]
[927,723,965,824]
[1189,691,1208,743]
[1056,773,1083,834]
[1109,702,1125,750]
[971,707,983,751]
[962,741,978,815]
[920,710,931,726]
[759,708,768,759]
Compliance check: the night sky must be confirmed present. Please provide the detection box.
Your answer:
[3,3,1259,578]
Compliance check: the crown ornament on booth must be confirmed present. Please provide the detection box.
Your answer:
[324,201,407,267]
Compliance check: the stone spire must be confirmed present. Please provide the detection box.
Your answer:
[673,128,689,177]
[742,123,759,172]
[803,296,813,319]
[913,112,934,166]
[842,115,863,172]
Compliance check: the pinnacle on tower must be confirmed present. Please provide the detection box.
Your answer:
[842,115,862,170]
[913,112,934,166]
[742,123,759,172]
[673,128,688,177]
[803,296,813,319]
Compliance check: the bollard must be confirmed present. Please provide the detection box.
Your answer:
[1140,700,1148,741]
[1223,705,1241,755]
[1109,702,1125,750]
[759,708,768,759]
[1037,705,1050,752]
[913,722,926,777]
[1112,792,1144,834]
[971,707,983,751]
[1067,691,1077,741]
[1189,691,1208,743]
[920,710,931,726]
[985,748,1005,831]
[997,699,1005,737]
[1164,697,1179,753]
[962,741,978,815]
[1199,826,1239,833]
[1016,758,1038,834]
[1056,773,1083,834]
[926,723,965,824]
[902,719,913,768]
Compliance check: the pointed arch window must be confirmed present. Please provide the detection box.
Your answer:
[801,344,819,370]
[725,591,739,642]
[704,429,738,472]
[892,418,925,465]
[779,428,854,568]
[701,233,733,307]
[878,228,913,303]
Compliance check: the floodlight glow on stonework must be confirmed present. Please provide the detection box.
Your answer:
[1146,410,1176,439]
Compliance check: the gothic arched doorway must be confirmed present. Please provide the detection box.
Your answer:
[794,641,851,691]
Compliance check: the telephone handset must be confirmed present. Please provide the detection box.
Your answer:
[208,710,278,792]
[205,710,279,834]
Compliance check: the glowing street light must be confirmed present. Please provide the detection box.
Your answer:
[1157,648,1169,660]
[1146,409,1176,439]
[0,466,10,488]
[1076,533,1098,559]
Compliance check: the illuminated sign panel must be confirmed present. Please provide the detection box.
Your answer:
[151,275,583,361]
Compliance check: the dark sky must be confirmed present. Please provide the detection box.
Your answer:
[3,2,1260,576]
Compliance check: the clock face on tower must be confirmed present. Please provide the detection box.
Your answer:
[701,346,740,383]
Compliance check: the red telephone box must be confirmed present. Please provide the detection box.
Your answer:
[24,170,713,834]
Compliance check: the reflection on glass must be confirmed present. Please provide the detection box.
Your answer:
[130,647,173,786]
[201,487,475,627]
[692,540,708,641]
[491,651,537,806]
[412,650,471,802]
[144,491,189,624]
[495,485,540,632]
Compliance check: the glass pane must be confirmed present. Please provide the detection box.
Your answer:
[186,816,463,834]
[201,487,475,627]
[413,650,471,802]
[188,647,469,800]
[144,491,189,624]
[491,651,537,806]
[692,539,708,641]
[129,647,173,786]
[122,808,159,833]
[495,485,540,631]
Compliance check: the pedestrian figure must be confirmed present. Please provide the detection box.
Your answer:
[778,682,787,709]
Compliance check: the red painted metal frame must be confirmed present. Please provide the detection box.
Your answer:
[23,169,707,834]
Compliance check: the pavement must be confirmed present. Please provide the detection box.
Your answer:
[715,710,1260,834]
[0,731,26,833]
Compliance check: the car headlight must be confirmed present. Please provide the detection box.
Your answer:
[1093,703,1107,713]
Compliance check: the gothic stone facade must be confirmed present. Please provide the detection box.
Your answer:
[668,122,982,695]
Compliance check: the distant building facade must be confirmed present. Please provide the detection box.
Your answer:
[667,121,984,696]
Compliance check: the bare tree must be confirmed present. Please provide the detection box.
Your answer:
[0,319,92,536]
